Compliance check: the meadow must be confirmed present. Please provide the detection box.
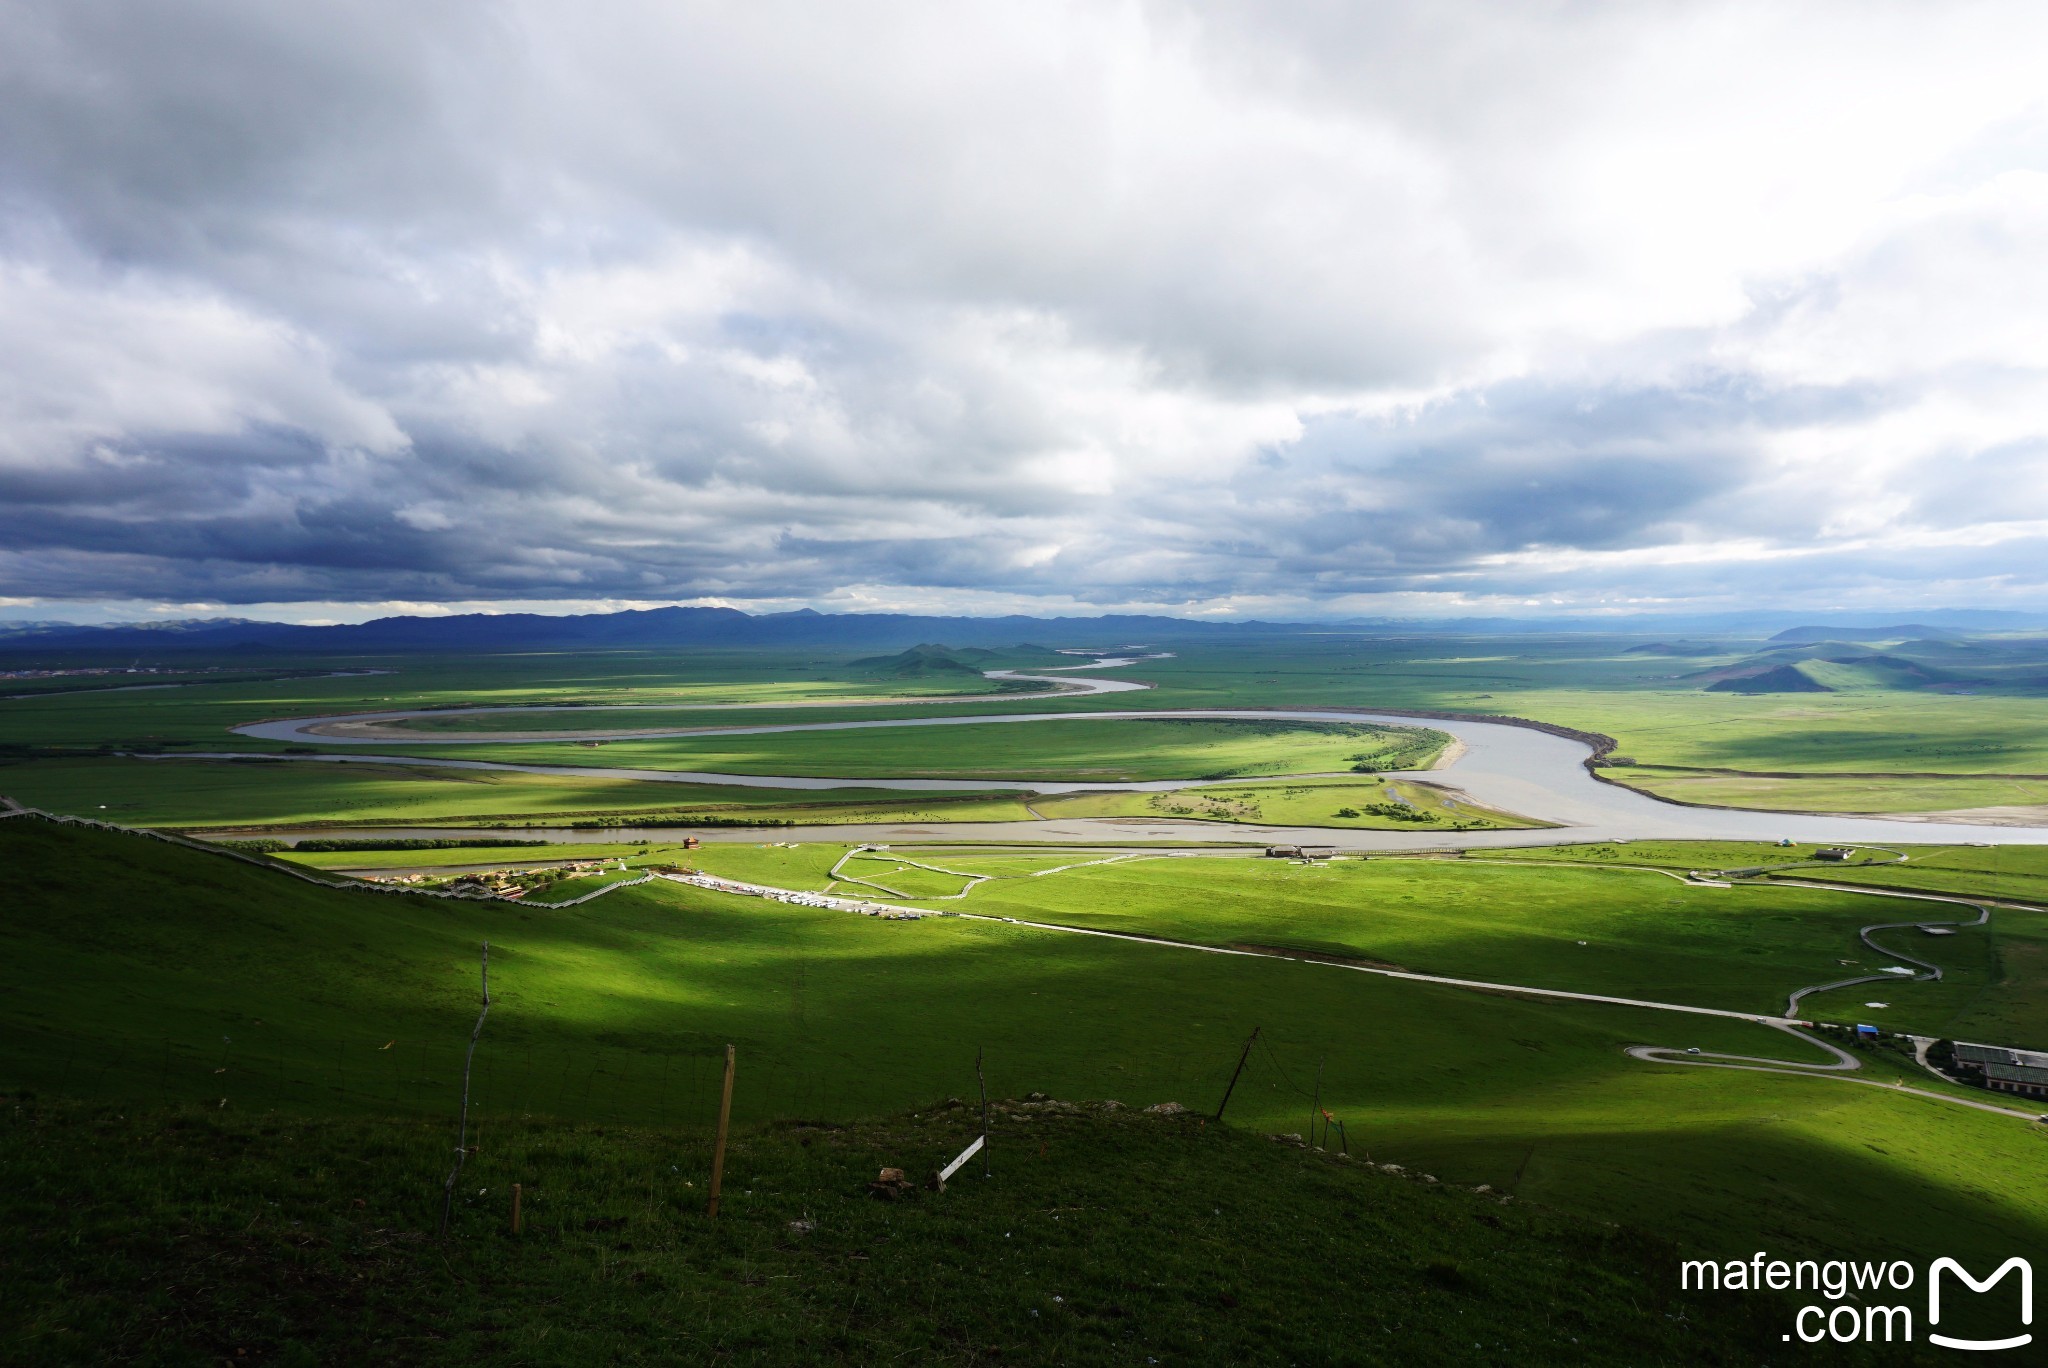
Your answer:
[380,717,1445,783]
[1109,638,2048,815]
[274,835,2043,1042]
[1032,773,1542,830]
[7,815,2046,1298]
[0,754,1049,830]
[1466,840,2048,1047]
[1600,766,2048,814]
[851,850,2004,1034]
[10,634,2048,1361]
[9,633,2048,825]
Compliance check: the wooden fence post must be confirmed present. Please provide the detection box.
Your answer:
[511,1182,523,1235]
[1214,1026,1261,1122]
[438,942,491,1239]
[707,1044,735,1218]
[977,1045,990,1178]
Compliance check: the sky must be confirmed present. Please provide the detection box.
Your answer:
[5,1,2048,625]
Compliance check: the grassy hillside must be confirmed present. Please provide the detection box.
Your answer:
[3,1098,1805,1366]
[876,851,1998,1030]
[7,816,2048,1292]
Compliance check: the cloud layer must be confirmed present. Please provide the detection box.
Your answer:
[5,0,2048,619]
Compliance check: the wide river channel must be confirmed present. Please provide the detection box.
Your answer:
[210,661,2048,851]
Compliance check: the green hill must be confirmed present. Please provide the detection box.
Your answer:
[1702,662,1833,693]
[1693,645,1976,694]
[850,643,991,677]
[5,816,2043,1361]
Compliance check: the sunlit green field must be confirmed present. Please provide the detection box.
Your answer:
[0,754,1043,829]
[376,717,1445,782]
[1467,839,2048,1047]
[8,816,2048,1290]
[10,634,2048,822]
[888,852,2010,1033]
[1604,766,2048,814]
[273,832,2041,1039]
[1114,640,2048,814]
[1030,773,1542,829]
[0,650,1060,750]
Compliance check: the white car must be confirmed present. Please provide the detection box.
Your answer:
[1685,1047,1702,1055]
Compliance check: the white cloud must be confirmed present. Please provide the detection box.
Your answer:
[2,0,2048,614]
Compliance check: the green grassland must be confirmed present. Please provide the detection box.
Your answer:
[7,818,2047,1271]
[383,718,1446,783]
[8,818,2048,1360]
[1034,774,1543,830]
[14,634,2048,1361]
[834,854,977,898]
[0,755,1048,830]
[203,830,2048,1044]
[1601,766,2048,815]
[3,1100,1801,1367]
[866,852,1998,1032]
[12,634,2048,821]
[1465,839,2048,906]
[0,650,1068,752]
[1465,840,2048,1047]
[1121,638,2048,815]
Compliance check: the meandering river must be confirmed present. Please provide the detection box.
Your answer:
[204,659,2048,849]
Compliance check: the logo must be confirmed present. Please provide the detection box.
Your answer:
[1929,1257,2032,1352]
[1681,1253,2033,1349]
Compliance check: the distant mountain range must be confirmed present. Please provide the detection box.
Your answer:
[4,604,2046,656]
[0,607,1311,655]
[1764,624,1960,642]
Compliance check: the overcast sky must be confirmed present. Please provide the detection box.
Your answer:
[5,1,2048,623]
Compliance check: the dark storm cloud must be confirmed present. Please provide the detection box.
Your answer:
[3,0,2048,618]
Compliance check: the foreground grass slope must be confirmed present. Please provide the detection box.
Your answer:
[6,817,2047,1288]
[3,1099,1805,1367]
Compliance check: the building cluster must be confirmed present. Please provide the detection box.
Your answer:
[361,858,626,898]
[1951,1041,2048,1098]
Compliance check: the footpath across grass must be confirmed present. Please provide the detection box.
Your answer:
[1,1095,1802,1367]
